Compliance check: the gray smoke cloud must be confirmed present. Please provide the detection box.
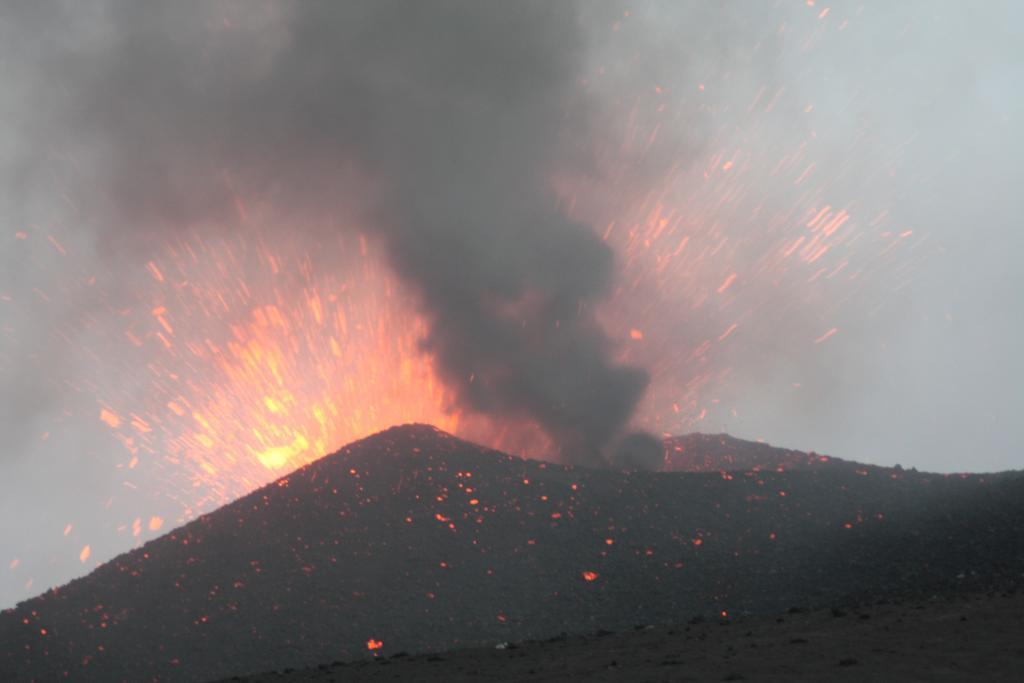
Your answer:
[1,0,651,465]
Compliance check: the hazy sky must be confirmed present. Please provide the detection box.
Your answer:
[1,1,1022,609]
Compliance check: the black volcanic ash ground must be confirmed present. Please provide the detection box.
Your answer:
[220,589,1024,682]
[2,424,1023,682]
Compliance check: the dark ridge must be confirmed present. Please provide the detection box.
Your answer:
[665,432,886,474]
[3,424,1023,682]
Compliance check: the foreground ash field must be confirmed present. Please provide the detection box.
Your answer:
[221,591,1024,682]
[3,425,1023,681]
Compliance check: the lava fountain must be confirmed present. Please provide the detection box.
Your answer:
[83,225,460,516]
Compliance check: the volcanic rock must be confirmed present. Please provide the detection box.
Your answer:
[2,424,1023,682]
[665,432,877,473]
[219,591,1024,682]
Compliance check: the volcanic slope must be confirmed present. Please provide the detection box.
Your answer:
[3,425,1024,682]
[665,432,884,474]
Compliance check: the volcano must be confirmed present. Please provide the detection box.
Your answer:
[3,425,1023,682]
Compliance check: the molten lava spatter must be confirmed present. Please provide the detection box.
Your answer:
[87,228,460,515]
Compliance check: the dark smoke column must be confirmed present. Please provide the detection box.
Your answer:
[388,192,652,464]
[356,2,653,465]
[10,1,656,466]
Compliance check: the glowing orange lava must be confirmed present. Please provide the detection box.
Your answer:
[92,226,460,517]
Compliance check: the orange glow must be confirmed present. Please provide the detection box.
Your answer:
[581,570,599,582]
[366,639,383,651]
[716,272,738,294]
[148,516,164,532]
[814,327,839,344]
[79,545,91,563]
[99,409,121,429]
[93,227,462,514]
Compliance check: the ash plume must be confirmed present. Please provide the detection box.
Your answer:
[2,1,650,464]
